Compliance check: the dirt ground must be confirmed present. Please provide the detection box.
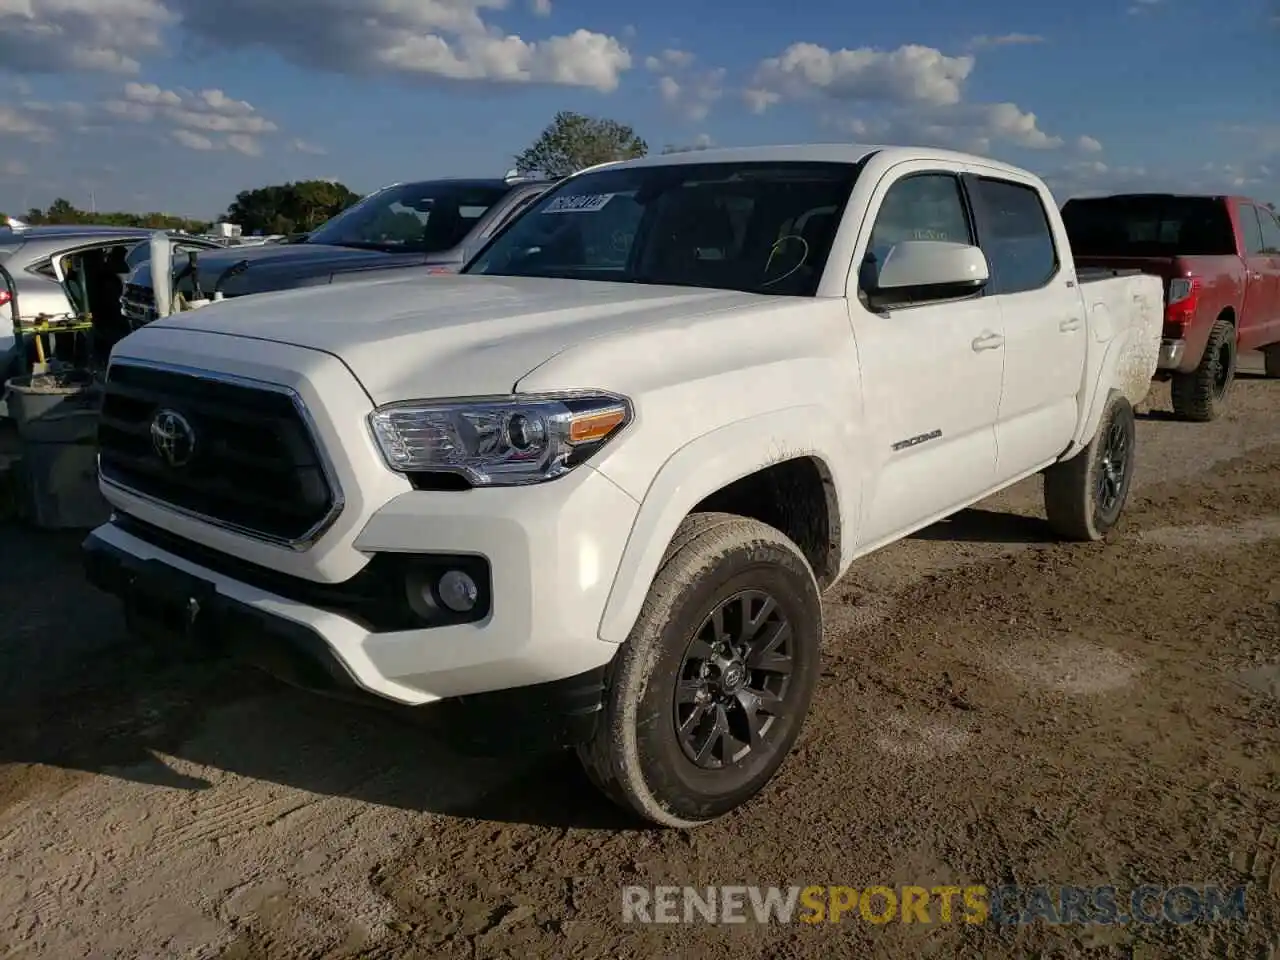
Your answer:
[0,358,1277,960]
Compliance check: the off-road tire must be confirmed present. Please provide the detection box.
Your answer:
[1170,318,1236,421]
[1043,391,1136,542]
[578,512,823,827]
[1263,344,1280,379]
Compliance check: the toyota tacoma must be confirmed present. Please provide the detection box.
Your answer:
[83,144,1163,827]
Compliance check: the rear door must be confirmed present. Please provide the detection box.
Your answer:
[1235,202,1271,351]
[968,172,1086,479]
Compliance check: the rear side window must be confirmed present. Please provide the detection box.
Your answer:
[27,258,56,280]
[1061,195,1237,257]
[971,177,1058,295]
[1260,209,1280,254]
[1239,205,1265,255]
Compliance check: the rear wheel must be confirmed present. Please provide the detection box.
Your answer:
[1043,391,1136,542]
[1170,318,1236,421]
[578,513,822,827]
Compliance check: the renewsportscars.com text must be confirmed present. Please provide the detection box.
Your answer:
[621,884,1248,926]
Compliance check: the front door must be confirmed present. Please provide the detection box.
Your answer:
[1237,203,1272,353]
[847,164,1004,548]
[1247,206,1280,351]
[966,173,1086,478]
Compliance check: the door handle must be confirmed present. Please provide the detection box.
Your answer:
[1249,271,1263,281]
[971,331,1005,351]
[1059,317,1083,332]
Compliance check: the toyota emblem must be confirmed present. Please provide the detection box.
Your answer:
[150,408,196,468]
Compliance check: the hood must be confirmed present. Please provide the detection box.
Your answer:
[129,242,450,298]
[146,272,775,404]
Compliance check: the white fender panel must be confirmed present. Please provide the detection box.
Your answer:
[595,407,855,644]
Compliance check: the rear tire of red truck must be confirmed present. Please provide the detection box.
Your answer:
[1170,317,1236,422]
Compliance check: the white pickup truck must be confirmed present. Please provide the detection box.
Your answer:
[83,144,1163,827]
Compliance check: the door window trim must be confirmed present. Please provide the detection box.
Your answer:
[963,173,1062,296]
[855,168,983,313]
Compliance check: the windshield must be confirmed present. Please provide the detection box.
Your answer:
[464,161,860,296]
[1062,196,1237,257]
[306,181,511,253]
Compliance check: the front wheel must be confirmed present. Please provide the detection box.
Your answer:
[1043,392,1136,542]
[578,512,823,827]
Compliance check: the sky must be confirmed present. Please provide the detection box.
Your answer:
[0,0,1276,220]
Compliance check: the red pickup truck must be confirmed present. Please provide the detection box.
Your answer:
[1061,193,1280,421]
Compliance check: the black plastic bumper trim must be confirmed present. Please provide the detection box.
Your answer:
[81,530,611,752]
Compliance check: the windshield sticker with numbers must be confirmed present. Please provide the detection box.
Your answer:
[543,193,615,214]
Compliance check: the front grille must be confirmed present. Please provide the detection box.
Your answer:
[97,363,338,544]
[120,283,156,324]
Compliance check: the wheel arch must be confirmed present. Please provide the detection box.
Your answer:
[596,408,855,645]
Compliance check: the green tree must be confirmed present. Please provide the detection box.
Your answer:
[12,197,208,232]
[515,111,647,178]
[45,198,81,223]
[225,180,360,235]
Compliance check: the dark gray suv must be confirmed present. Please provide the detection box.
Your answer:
[121,176,552,323]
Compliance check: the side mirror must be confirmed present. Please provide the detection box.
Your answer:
[868,240,989,300]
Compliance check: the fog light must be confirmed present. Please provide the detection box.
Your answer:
[437,569,479,613]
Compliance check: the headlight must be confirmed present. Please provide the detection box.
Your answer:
[368,392,632,486]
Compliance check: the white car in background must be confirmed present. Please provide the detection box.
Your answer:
[0,225,222,414]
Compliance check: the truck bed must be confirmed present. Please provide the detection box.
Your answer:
[1077,270,1165,407]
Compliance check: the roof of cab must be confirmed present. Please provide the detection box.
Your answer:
[584,142,1040,181]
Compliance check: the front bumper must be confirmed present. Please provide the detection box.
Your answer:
[83,522,618,751]
[1157,338,1186,370]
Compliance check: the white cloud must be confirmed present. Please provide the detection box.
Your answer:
[743,88,782,113]
[290,138,327,155]
[826,101,1063,152]
[645,48,695,72]
[172,129,214,150]
[123,81,181,106]
[969,33,1045,48]
[529,0,551,14]
[1128,0,1162,13]
[105,82,280,149]
[1076,134,1103,154]
[0,103,52,141]
[0,0,174,74]
[755,40,1068,156]
[650,51,724,123]
[170,0,633,92]
[2,158,29,177]
[227,133,260,156]
[749,42,975,110]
